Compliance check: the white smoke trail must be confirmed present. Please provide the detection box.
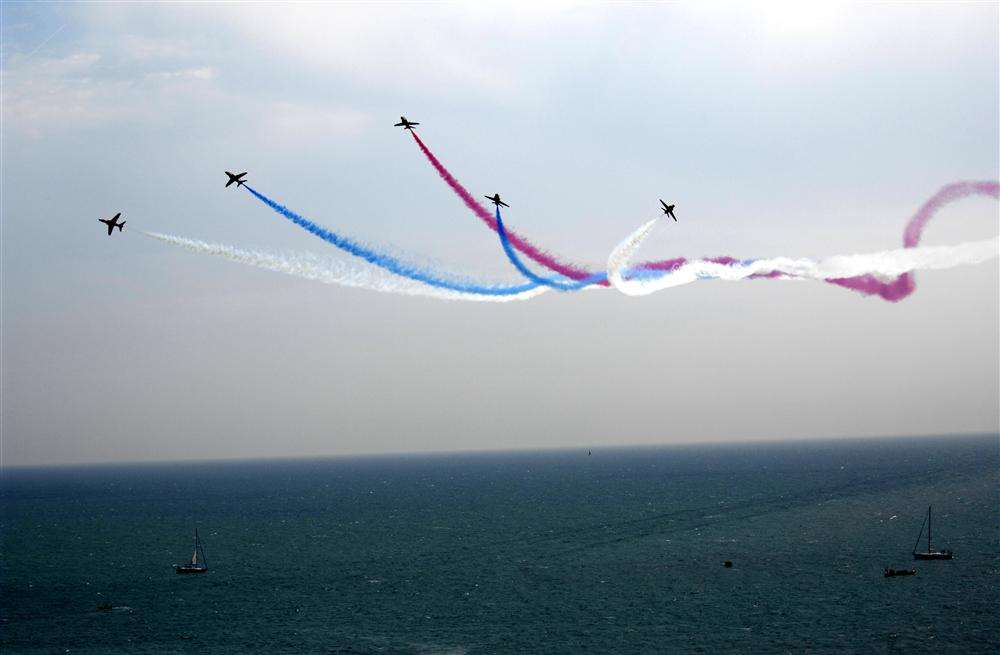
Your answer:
[607,219,660,293]
[141,232,549,303]
[607,221,999,297]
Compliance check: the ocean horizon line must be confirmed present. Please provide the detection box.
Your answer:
[4,430,996,472]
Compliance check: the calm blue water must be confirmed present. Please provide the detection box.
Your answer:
[2,435,997,654]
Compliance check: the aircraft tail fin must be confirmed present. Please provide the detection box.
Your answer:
[118,221,125,231]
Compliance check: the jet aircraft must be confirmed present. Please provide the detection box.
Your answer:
[225,171,247,188]
[484,193,510,208]
[394,116,419,130]
[98,212,125,235]
[660,200,677,221]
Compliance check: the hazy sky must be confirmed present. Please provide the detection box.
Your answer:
[2,2,998,466]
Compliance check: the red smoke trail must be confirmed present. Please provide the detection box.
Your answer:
[411,131,702,284]
[410,131,997,301]
[826,181,999,301]
[409,131,602,284]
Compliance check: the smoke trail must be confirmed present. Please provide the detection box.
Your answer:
[495,207,605,291]
[410,130,764,284]
[408,132,999,301]
[607,219,659,293]
[241,185,542,298]
[902,181,999,248]
[607,224,999,297]
[409,131,601,284]
[827,180,999,301]
[141,232,549,302]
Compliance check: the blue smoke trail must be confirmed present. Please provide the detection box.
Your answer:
[244,186,539,297]
[494,207,607,291]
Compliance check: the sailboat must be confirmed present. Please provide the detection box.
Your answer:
[912,506,953,561]
[175,529,209,574]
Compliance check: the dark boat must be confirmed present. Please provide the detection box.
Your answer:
[884,567,916,578]
[174,529,209,574]
[912,505,953,561]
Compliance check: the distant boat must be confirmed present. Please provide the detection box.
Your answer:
[912,506,953,561]
[884,567,916,578]
[174,529,209,574]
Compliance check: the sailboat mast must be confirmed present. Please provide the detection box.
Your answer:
[928,506,932,551]
[194,528,207,568]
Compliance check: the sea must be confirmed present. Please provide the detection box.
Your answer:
[1,435,997,654]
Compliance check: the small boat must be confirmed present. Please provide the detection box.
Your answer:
[174,528,209,574]
[723,560,733,568]
[884,567,916,578]
[912,506,953,561]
